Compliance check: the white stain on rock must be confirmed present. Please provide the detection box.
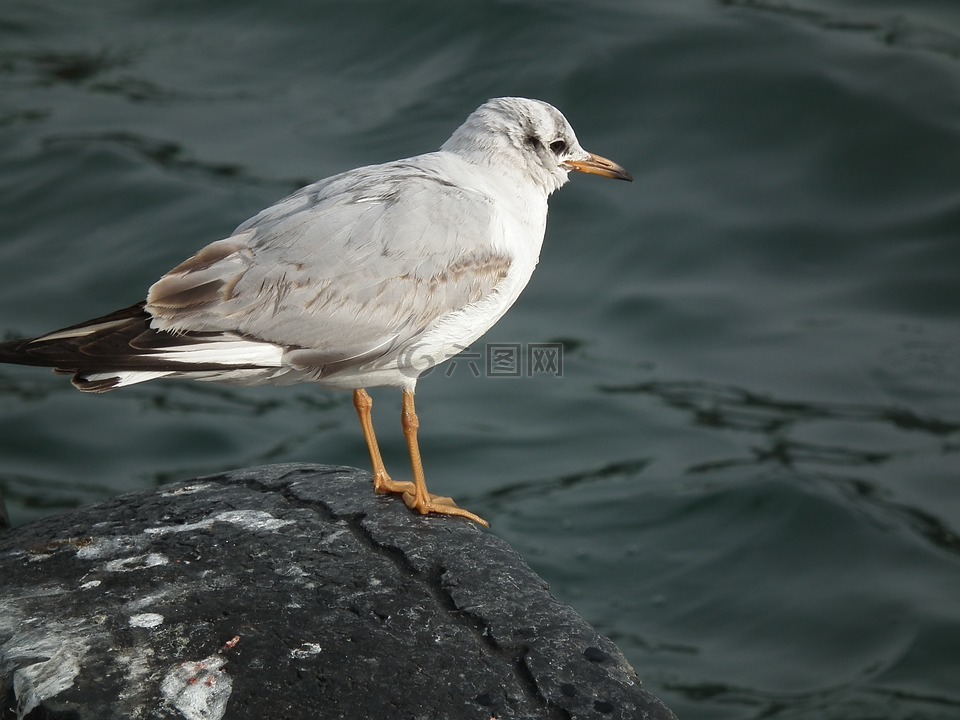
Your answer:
[290,642,323,659]
[275,563,308,578]
[76,535,148,561]
[104,553,169,573]
[114,645,155,720]
[161,483,213,497]
[0,611,99,720]
[161,655,233,720]
[128,613,164,628]
[145,510,293,536]
[125,589,172,612]
[13,644,84,718]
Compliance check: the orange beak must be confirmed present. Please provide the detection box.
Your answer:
[564,152,633,182]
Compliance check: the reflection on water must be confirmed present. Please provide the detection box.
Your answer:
[604,379,957,450]
[720,0,960,60]
[2,0,960,718]
[0,472,109,519]
[45,132,246,179]
[488,458,653,502]
[603,379,960,556]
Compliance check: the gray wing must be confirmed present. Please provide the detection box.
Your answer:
[146,156,511,369]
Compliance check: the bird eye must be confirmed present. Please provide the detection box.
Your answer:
[549,140,567,155]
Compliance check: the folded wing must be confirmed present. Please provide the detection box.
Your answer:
[0,156,512,391]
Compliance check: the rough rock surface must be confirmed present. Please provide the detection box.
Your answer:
[0,464,676,720]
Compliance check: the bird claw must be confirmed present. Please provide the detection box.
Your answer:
[373,475,488,527]
[400,491,490,528]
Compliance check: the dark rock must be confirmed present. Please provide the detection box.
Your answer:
[0,464,676,720]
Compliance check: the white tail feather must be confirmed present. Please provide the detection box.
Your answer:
[30,318,133,343]
[83,371,175,388]
[145,340,284,367]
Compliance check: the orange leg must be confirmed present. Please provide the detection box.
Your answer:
[353,388,413,496]
[351,388,489,527]
[400,389,488,527]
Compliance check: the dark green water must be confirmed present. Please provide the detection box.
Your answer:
[2,1,959,718]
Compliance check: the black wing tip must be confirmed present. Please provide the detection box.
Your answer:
[0,303,151,370]
[0,337,40,366]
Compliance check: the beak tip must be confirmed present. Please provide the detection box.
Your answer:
[566,153,633,182]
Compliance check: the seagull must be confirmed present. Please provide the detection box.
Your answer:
[0,97,631,527]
